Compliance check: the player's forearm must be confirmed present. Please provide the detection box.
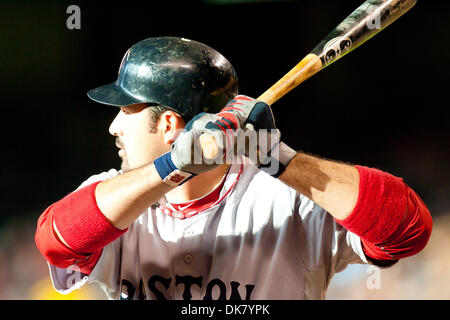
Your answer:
[95,163,174,230]
[42,163,173,256]
[279,152,432,262]
[278,152,359,220]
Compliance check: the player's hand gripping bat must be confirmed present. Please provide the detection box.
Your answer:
[199,0,417,159]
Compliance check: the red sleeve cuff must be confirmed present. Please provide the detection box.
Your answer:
[52,181,127,255]
[336,165,409,244]
[336,165,432,261]
[35,204,102,274]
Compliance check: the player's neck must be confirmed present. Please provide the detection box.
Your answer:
[165,164,230,203]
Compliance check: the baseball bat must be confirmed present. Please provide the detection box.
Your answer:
[200,0,417,159]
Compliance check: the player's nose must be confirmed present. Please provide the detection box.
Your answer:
[108,111,124,137]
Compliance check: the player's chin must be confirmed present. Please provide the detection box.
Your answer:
[120,156,130,172]
[121,162,130,172]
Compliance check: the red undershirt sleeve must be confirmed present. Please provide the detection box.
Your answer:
[35,181,127,275]
[335,165,432,263]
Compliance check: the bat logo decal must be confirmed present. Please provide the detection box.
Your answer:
[322,36,352,65]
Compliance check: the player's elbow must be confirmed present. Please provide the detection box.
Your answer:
[35,232,73,269]
[388,194,433,260]
[34,205,78,269]
[398,201,432,259]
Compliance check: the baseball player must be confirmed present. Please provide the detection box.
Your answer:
[35,37,432,300]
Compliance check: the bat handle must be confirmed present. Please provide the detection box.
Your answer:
[257,53,322,105]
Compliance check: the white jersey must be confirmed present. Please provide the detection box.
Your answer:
[48,159,369,300]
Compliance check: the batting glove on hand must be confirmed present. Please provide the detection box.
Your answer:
[218,95,297,177]
[216,95,276,131]
[153,112,236,186]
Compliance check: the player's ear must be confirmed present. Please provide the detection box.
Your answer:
[159,111,186,145]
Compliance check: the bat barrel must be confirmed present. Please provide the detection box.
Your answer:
[312,0,417,68]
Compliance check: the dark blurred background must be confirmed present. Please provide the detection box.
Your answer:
[0,0,449,299]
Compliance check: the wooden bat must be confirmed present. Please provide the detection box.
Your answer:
[200,0,418,159]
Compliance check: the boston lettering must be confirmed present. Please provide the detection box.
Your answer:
[120,274,255,300]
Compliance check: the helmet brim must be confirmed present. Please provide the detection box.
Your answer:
[87,82,144,107]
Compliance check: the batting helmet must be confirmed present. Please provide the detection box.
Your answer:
[87,36,239,119]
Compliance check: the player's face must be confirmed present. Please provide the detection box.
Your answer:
[108,104,169,172]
